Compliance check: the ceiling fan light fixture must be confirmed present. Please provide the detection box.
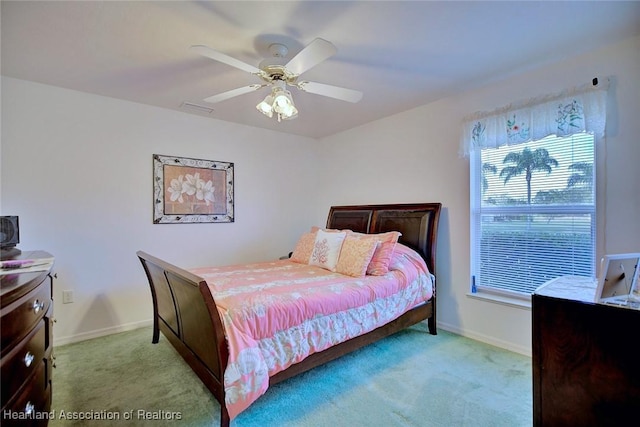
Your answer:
[280,108,298,121]
[273,90,295,111]
[275,95,298,121]
[256,94,274,117]
[256,85,298,122]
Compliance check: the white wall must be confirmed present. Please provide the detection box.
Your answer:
[317,35,640,355]
[1,78,319,344]
[2,35,638,354]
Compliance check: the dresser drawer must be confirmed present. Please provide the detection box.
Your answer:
[2,360,51,426]
[1,320,47,408]
[1,280,51,354]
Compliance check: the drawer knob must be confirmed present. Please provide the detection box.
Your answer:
[24,351,35,367]
[32,299,45,314]
[25,401,35,416]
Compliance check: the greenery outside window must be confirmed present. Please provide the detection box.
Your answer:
[462,81,607,300]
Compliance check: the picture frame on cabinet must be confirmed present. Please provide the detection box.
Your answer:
[153,154,234,224]
[595,253,640,304]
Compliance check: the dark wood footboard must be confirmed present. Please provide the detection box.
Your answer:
[136,251,231,426]
[137,202,441,427]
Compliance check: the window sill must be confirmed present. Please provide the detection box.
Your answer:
[466,291,532,310]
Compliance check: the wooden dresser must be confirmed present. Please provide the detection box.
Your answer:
[1,251,55,426]
[532,276,640,426]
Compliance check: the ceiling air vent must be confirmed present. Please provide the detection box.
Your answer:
[180,102,214,114]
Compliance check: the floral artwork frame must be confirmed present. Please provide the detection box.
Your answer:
[153,154,234,224]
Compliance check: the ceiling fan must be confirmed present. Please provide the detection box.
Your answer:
[190,38,363,121]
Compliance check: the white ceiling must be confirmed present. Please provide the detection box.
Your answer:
[2,1,639,139]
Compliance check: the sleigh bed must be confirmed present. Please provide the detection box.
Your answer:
[137,202,441,426]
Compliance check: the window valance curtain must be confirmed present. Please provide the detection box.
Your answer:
[460,80,608,157]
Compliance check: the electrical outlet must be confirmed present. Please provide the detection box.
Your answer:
[62,290,74,304]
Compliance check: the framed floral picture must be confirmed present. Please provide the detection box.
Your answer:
[153,154,234,224]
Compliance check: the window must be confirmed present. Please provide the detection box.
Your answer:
[462,81,607,300]
[470,133,595,298]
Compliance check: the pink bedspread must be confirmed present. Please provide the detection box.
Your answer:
[190,244,433,420]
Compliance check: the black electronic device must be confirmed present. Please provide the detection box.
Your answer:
[0,216,21,257]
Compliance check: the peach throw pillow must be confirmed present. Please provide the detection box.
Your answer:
[367,240,399,275]
[336,235,380,277]
[290,231,317,264]
[346,231,402,275]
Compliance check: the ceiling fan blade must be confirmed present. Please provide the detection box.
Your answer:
[297,81,363,103]
[190,45,261,74]
[285,38,337,76]
[203,84,265,104]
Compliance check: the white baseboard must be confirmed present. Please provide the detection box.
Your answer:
[437,321,532,357]
[54,319,153,346]
[53,318,531,357]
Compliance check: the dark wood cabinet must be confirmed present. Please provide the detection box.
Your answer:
[532,276,640,426]
[1,251,54,426]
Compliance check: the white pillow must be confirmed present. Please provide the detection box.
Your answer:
[309,229,347,272]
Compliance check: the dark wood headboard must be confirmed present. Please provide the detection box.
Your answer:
[326,203,441,275]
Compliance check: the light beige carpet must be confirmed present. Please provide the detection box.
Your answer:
[49,324,532,426]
